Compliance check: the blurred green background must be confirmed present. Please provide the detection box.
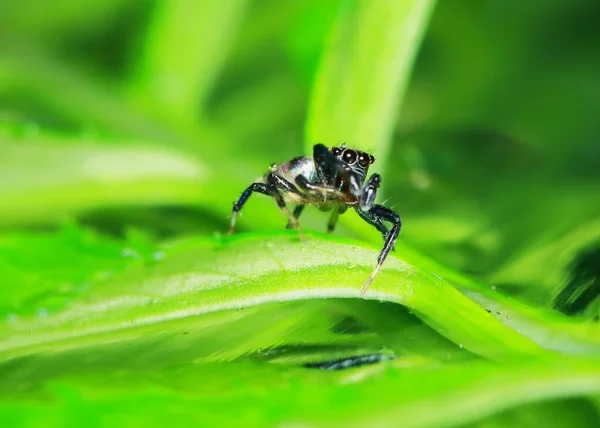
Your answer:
[1,1,600,427]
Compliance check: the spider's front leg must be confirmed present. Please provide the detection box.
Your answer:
[358,173,381,211]
[229,173,305,239]
[229,182,272,234]
[295,175,344,200]
[356,204,401,295]
[355,206,389,243]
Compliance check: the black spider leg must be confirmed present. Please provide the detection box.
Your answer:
[266,173,305,238]
[356,204,401,295]
[229,174,304,239]
[327,204,348,233]
[327,205,340,233]
[285,205,305,229]
[229,183,271,234]
[295,175,344,199]
[355,206,389,243]
[358,174,381,211]
[355,173,393,248]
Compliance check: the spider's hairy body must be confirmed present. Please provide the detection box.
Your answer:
[229,144,402,294]
[268,157,320,204]
[268,156,354,207]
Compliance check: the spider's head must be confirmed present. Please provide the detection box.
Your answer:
[331,145,375,176]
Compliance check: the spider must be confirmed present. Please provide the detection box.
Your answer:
[228,143,401,294]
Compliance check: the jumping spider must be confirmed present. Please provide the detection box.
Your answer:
[228,143,401,294]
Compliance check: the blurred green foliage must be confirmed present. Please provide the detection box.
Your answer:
[1,0,599,426]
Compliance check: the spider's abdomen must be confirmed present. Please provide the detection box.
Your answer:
[274,156,317,186]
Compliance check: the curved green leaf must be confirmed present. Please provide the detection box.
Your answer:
[0,224,158,318]
[0,232,542,361]
[1,234,599,428]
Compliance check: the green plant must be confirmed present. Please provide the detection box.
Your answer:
[1,1,599,426]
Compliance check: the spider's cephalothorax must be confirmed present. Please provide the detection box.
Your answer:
[228,144,401,294]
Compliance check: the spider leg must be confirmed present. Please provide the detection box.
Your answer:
[229,173,305,240]
[355,205,389,242]
[357,204,401,295]
[327,204,341,233]
[269,172,299,193]
[266,173,305,240]
[358,174,381,211]
[285,205,306,229]
[295,175,345,199]
[355,174,395,250]
[229,182,271,234]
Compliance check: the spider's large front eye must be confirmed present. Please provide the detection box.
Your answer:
[342,149,358,165]
[358,154,370,168]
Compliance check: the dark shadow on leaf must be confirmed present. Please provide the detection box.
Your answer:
[553,243,600,317]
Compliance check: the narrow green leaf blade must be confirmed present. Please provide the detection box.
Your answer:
[306,0,436,167]
[0,135,206,226]
[132,0,250,120]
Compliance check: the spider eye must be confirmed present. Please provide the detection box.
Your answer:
[332,147,342,156]
[369,155,375,164]
[342,149,358,165]
[358,153,370,168]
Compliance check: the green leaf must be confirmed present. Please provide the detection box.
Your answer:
[306,0,436,169]
[131,0,251,121]
[0,133,206,226]
[0,0,131,40]
[1,232,599,427]
[0,49,167,138]
[0,224,154,318]
[0,232,547,361]
[2,232,600,427]
[1,356,600,427]
[489,218,600,304]
[3,3,600,426]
